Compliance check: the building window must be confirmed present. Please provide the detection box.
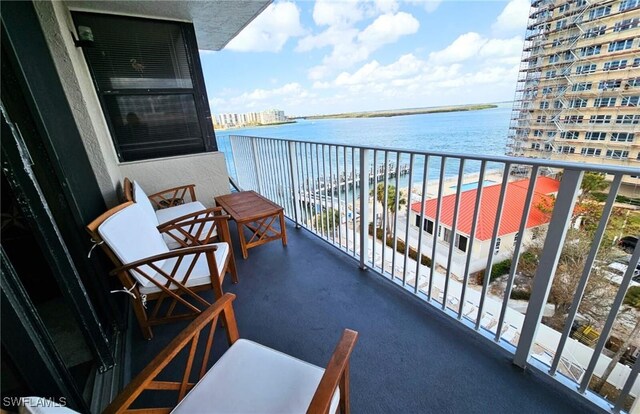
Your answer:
[594,97,616,107]
[554,100,563,109]
[616,114,640,124]
[547,131,557,138]
[564,115,584,124]
[621,96,640,107]
[589,5,611,20]
[628,78,640,87]
[545,70,556,79]
[455,234,468,253]
[590,115,612,124]
[425,219,434,235]
[533,129,543,137]
[570,98,588,108]
[608,39,634,52]
[414,214,421,228]
[575,64,597,74]
[542,86,553,94]
[549,55,560,64]
[604,60,628,71]
[531,142,541,150]
[606,150,629,159]
[598,79,622,89]
[581,45,601,56]
[620,0,638,12]
[614,19,639,32]
[611,133,635,142]
[561,131,579,139]
[581,147,602,157]
[556,19,567,30]
[73,13,216,162]
[536,115,547,123]
[557,146,575,154]
[572,82,592,91]
[584,25,607,38]
[585,132,607,140]
[540,101,549,109]
[443,228,452,243]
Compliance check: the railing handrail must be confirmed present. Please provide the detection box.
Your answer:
[229,134,640,176]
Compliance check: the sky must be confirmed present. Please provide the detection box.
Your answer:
[200,0,531,117]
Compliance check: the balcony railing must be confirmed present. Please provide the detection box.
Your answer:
[221,134,640,413]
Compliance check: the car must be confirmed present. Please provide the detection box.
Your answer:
[618,236,638,254]
[606,257,640,286]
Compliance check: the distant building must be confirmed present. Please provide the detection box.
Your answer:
[409,177,561,264]
[506,0,640,196]
[213,109,287,128]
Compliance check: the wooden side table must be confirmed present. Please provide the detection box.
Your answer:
[215,191,287,259]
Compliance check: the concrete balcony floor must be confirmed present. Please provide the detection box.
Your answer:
[129,220,595,413]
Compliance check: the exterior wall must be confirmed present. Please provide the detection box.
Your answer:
[33,1,231,207]
[33,0,122,206]
[119,152,230,208]
[508,0,640,194]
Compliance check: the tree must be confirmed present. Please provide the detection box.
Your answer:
[371,183,406,236]
[316,208,340,234]
[518,228,618,330]
[593,287,640,393]
[579,172,608,205]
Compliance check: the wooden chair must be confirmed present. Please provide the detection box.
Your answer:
[103,293,359,414]
[123,178,217,250]
[87,202,238,340]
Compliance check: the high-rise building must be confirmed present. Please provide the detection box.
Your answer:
[507,0,640,195]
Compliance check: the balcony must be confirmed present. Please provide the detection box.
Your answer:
[211,135,638,413]
[131,219,592,413]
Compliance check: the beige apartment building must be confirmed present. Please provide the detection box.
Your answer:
[507,0,640,196]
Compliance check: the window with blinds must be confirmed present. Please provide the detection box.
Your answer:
[72,13,216,162]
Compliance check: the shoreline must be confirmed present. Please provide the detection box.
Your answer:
[297,104,498,120]
[215,120,296,131]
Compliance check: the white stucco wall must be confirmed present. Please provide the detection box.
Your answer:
[33,0,122,206]
[119,152,230,207]
[32,1,231,208]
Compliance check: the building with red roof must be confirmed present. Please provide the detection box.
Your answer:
[409,176,560,261]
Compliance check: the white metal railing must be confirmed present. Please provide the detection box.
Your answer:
[224,134,640,413]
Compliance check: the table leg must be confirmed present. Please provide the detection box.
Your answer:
[279,211,287,246]
[238,222,249,259]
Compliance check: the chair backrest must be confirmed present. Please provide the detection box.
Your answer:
[102,293,358,414]
[87,202,169,286]
[123,177,133,202]
[132,180,160,226]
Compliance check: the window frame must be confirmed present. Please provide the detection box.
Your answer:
[72,12,217,162]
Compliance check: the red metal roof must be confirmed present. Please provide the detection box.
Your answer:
[410,177,560,241]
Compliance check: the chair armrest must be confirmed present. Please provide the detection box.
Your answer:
[148,184,197,208]
[109,244,219,276]
[102,293,240,414]
[157,208,232,248]
[307,329,359,414]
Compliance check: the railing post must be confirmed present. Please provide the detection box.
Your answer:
[288,141,302,227]
[359,148,370,270]
[513,169,583,368]
[250,137,263,194]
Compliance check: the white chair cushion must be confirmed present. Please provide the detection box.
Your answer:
[138,242,228,295]
[132,181,159,225]
[171,339,339,414]
[98,203,169,286]
[155,202,218,250]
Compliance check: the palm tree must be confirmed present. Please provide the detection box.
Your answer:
[371,183,406,236]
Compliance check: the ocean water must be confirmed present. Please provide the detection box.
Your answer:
[216,103,513,186]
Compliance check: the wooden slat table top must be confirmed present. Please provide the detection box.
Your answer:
[215,191,283,223]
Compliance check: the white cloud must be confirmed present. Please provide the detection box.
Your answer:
[225,2,304,52]
[406,0,443,13]
[429,32,486,63]
[357,12,419,48]
[492,0,530,35]
[313,0,365,27]
[479,36,524,58]
[214,82,317,112]
[301,9,420,79]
